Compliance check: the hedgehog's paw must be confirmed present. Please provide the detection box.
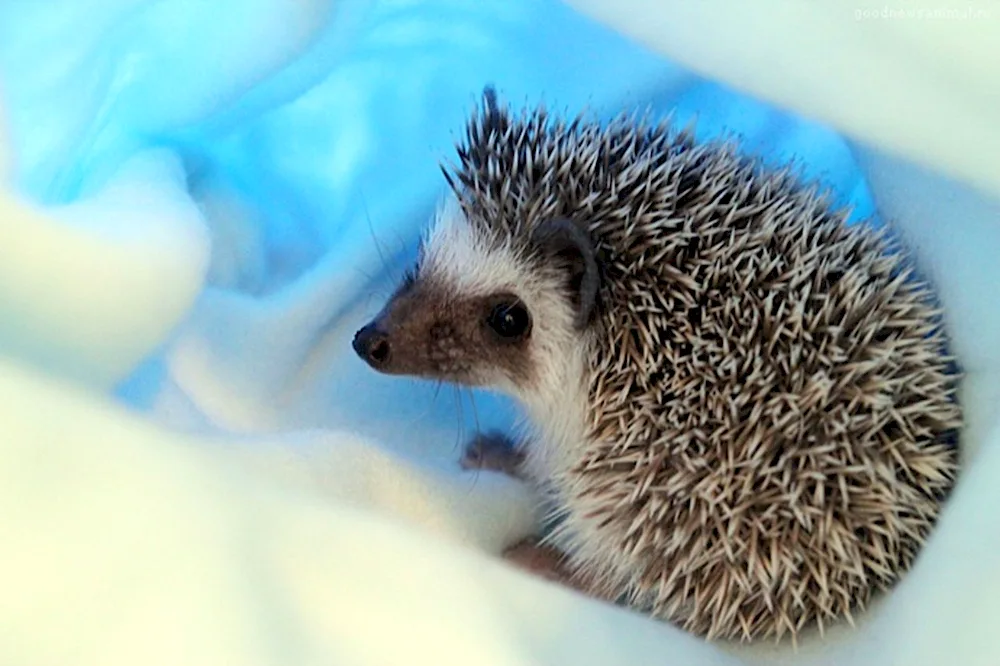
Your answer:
[460,430,525,478]
[504,538,618,604]
[502,537,574,584]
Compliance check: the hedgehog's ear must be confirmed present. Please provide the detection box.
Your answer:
[530,218,599,330]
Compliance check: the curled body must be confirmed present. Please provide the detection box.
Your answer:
[352,88,963,642]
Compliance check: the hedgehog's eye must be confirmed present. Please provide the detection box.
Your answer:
[486,297,532,341]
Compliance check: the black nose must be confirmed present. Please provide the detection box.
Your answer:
[353,322,392,369]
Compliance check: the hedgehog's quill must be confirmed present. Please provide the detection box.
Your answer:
[353,87,963,643]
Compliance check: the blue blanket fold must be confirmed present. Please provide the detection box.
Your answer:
[0,0,873,430]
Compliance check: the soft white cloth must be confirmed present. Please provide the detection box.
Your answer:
[1,1,998,664]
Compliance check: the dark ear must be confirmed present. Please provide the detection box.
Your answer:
[530,218,600,330]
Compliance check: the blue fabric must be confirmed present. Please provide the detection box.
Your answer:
[0,0,876,430]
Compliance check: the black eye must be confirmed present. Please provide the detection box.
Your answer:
[487,299,532,340]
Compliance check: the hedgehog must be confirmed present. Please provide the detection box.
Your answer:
[351,87,963,642]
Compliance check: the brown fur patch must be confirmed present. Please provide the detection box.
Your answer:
[365,279,535,387]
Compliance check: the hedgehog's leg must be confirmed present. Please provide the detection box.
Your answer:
[460,430,526,479]
[502,538,574,583]
[503,538,612,602]
[460,435,572,581]
[461,434,605,599]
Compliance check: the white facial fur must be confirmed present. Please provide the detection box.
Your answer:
[420,197,594,481]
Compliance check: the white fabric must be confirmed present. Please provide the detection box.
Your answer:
[2,1,998,664]
[568,0,1000,201]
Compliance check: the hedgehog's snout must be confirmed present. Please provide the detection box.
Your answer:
[353,321,392,370]
[353,281,456,379]
[351,271,541,389]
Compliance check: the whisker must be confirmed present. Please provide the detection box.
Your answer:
[467,387,482,438]
[361,190,392,277]
[357,192,398,325]
[352,267,378,284]
[453,385,482,492]
[466,387,487,492]
[452,384,465,456]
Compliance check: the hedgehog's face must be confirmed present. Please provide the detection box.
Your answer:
[352,199,599,397]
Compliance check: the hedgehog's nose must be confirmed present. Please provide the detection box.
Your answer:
[353,322,392,369]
